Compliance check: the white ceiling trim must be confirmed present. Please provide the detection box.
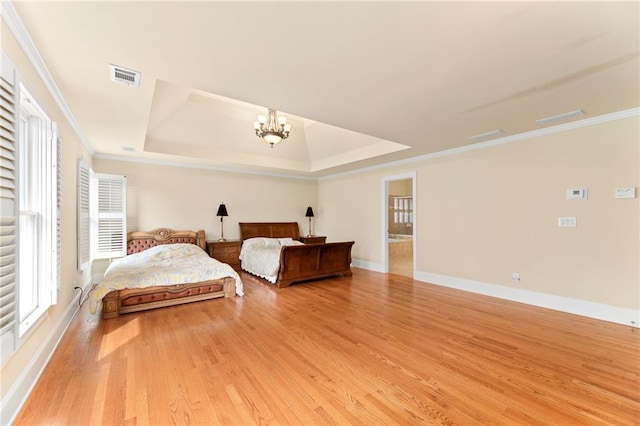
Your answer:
[1,1,94,155]
[95,106,638,182]
[92,153,318,181]
[319,107,640,181]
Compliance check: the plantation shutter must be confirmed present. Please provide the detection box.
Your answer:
[0,56,17,361]
[94,173,126,259]
[53,123,61,302]
[77,159,90,270]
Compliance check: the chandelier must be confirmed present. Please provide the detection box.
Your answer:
[253,108,292,148]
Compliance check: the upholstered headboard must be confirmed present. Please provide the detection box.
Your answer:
[239,222,300,242]
[126,228,206,255]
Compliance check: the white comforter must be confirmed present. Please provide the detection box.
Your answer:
[239,237,303,283]
[89,243,243,313]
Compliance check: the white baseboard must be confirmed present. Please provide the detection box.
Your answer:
[415,271,640,328]
[352,258,385,273]
[1,292,82,425]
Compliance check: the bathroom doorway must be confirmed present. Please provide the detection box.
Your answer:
[382,173,416,278]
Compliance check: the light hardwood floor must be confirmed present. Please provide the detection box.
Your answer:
[16,268,640,425]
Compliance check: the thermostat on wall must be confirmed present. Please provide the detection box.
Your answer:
[615,187,636,199]
[566,188,587,200]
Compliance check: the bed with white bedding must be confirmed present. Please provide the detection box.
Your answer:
[89,228,243,318]
[239,222,355,288]
[239,237,303,283]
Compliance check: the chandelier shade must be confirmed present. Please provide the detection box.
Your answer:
[254,108,292,147]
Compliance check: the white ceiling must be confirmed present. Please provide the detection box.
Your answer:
[8,1,640,178]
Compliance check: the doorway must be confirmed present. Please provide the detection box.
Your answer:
[382,173,416,278]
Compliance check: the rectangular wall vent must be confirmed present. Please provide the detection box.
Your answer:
[109,64,141,87]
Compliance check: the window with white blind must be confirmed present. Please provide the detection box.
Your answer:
[391,196,413,224]
[93,173,126,259]
[77,159,91,271]
[17,84,57,337]
[0,59,18,363]
[55,123,62,292]
[77,165,126,268]
[1,54,62,361]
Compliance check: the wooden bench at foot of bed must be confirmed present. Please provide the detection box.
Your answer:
[102,277,236,318]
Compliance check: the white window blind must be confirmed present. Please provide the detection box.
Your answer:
[0,59,17,362]
[93,173,126,259]
[54,123,62,298]
[77,159,90,270]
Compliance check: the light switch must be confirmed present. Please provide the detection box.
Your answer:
[566,188,587,200]
[615,187,636,199]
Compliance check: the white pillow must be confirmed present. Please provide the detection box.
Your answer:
[243,237,279,248]
[278,237,294,246]
[279,238,304,247]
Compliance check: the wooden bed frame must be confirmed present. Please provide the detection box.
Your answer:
[239,222,354,288]
[102,228,236,318]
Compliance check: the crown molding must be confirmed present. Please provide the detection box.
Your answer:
[1,1,94,155]
[93,153,317,181]
[320,107,640,180]
[96,107,639,181]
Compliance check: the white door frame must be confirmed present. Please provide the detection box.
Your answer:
[381,172,417,275]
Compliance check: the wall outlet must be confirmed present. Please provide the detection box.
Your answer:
[511,272,520,282]
[558,217,577,227]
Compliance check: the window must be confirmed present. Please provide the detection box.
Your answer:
[389,195,413,236]
[78,162,126,268]
[1,54,61,361]
[77,160,90,270]
[17,84,57,336]
[1,61,18,362]
[391,196,413,224]
[93,173,126,259]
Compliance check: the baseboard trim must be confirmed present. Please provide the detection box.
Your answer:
[1,292,82,425]
[415,271,640,328]
[352,258,385,273]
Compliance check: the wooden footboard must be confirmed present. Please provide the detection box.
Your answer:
[277,241,355,288]
[102,277,236,318]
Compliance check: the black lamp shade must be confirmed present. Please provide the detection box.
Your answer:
[305,206,314,217]
[216,203,228,217]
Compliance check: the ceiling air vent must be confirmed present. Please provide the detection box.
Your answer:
[109,64,141,87]
[468,129,504,141]
[536,109,584,126]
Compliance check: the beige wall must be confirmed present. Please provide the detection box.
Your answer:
[92,159,319,242]
[320,117,639,310]
[1,18,92,411]
[388,179,412,196]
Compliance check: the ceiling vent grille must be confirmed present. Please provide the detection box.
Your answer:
[109,64,141,87]
[468,129,504,141]
[536,109,584,125]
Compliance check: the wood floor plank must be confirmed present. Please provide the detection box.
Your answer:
[14,268,640,425]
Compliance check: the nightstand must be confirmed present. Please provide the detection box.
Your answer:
[299,236,326,244]
[207,240,241,271]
